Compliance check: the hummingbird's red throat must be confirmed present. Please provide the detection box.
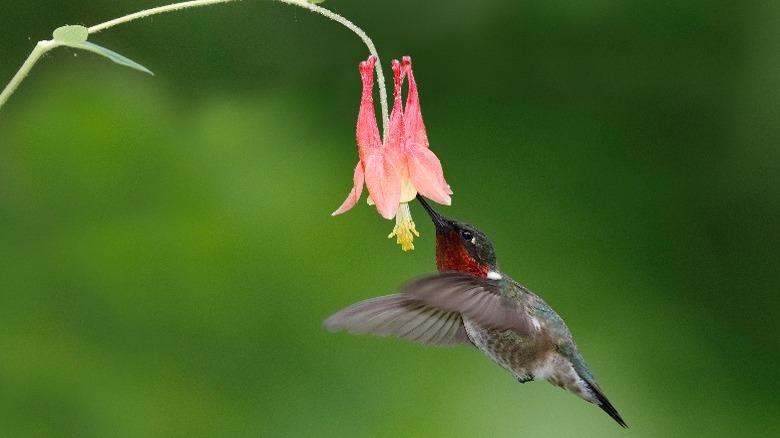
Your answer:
[435,232,489,277]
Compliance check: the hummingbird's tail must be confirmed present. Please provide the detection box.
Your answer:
[562,343,627,427]
[584,380,628,428]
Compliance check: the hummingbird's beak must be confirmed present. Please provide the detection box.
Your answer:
[416,195,451,234]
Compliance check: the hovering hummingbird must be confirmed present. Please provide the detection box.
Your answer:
[325,195,627,427]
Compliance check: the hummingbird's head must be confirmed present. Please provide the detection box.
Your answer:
[416,195,498,277]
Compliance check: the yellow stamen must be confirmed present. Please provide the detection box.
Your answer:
[388,202,420,251]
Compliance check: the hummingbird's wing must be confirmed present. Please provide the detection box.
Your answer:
[399,272,532,336]
[323,294,472,346]
[324,272,532,346]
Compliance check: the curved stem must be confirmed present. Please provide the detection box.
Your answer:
[276,0,389,139]
[0,0,390,137]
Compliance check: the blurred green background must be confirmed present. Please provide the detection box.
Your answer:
[1,1,778,436]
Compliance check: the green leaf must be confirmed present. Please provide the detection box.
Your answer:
[52,25,88,45]
[74,41,154,76]
[307,0,326,3]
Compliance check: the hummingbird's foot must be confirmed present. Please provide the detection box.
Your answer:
[518,375,535,384]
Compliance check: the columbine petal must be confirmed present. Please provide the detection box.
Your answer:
[402,56,428,149]
[406,145,452,205]
[401,56,451,205]
[332,161,365,216]
[357,56,382,161]
[364,152,401,219]
[399,175,417,204]
[385,59,406,166]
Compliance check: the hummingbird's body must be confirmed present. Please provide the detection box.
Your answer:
[325,196,626,427]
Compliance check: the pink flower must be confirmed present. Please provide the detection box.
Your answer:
[333,55,452,250]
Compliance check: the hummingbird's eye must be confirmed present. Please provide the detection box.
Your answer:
[460,230,474,241]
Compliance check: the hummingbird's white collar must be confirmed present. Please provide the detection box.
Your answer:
[486,271,502,280]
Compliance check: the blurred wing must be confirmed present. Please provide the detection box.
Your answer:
[399,272,531,335]
[323,294,471,346]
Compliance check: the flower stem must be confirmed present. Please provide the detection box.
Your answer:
[276,0,389,139]
[1,0,391,135]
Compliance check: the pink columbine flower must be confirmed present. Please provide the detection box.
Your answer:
[333,55,452,250]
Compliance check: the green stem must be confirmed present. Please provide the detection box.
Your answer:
[0,40,58,109]
[0,0,390,138]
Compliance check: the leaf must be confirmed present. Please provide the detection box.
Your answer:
[50,25,151,75]
[52,25,88,45]
[74,41,154,76]
[307,0,326,3]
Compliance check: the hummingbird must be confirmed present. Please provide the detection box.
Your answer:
[325,195,627,428]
